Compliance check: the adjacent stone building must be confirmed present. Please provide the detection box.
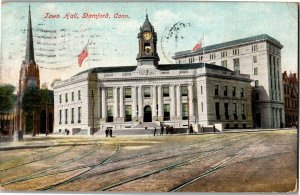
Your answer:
[173,34,285,128]
[53,14,253,135]
[282,71,298,127]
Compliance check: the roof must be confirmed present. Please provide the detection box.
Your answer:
[174,34,283,58]
[74,63,232,76]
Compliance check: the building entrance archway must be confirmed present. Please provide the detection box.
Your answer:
[143,106,152,122]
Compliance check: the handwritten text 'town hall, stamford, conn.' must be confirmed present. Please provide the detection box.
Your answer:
[44,12,130,19]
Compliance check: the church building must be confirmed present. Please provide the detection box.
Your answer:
[53,14,253,135]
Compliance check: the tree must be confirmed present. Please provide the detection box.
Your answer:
[0,84,15,133]
[22,87,41,136]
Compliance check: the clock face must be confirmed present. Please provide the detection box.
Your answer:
[143,32,152,41]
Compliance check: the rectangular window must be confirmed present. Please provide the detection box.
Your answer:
[107,106,113,122]
[182,103,188,120]
[163,86,170,97]
[224,103,229,120]
[252,45,258,52]
[78,107,81,123]
[65,109,68,124]
[241,88,244,97]
[232,87,236,97]
[233,49,239,55]
[125,87,131,98]
[255,80,259,87]
[201,102,203,112]
[221,60,227,68]
[254,67,258,75]
[181,86,188,96]
[200,86,203,95]
[59,110,62,124]
[215,85,219,96]
[221,51,227,58]
[242,103,246,120]
[233,103,238,119]
[163,104,170,121]
[144,87,151,98]
[71,108,74,124]
[65,93,68,102]
[107,88,113,99]
[209,53,216,60]
[253,56,257,63]
[199,56,203,61]
[72,92,74,101]
[224,86,228,96]
[59,95,62,103]
[125,105,132,122]
[215,102,220,120]
[233,58,240,71]
[78,90,81,100]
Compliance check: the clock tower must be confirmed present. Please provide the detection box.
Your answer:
[136,14,160,66]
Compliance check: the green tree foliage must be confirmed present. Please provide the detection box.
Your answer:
[0,84,15,113]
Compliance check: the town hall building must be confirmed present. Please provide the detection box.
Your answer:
[53,14,253,135]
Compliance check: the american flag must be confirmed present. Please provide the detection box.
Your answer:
[192,36,204,52]
[78,41,89,66]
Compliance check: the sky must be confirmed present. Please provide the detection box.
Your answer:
[0,2,298,90]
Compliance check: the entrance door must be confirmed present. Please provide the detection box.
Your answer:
[255,113,261,128]
[40,110,46,133]
[143,106,152,122]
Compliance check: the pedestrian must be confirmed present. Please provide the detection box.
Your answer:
[109,128,113,137]
[160,124,164,135]
[105,127,109,137]
[153,127,157,136]
[213,124,216,133]
[189,124,193,134]
[170,126,174,134]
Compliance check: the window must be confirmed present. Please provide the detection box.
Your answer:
[215,102,220,120]
[224,103,229,120]
[255,80,259,87]
[144,87,150,98]
[241,103,246,120]
[233,49,239,55]
[65,109,68,124]
[254,67,258,75]
[125,105,132,122]
[65,93,68,102]
[221,60,227,68]
[214,85,219,96]
[233,58,240,71]
[71,108,74,124]
[181,86,188,96]
[233,103,238,120]
[199,56,203,61]
[241,88,244,98]
[221,51,227,58]
[253,56,257,63]
[78,107,81,123]
[251,45,258,52]
[59,95,62,103]
[78,90,81,100]
[163,104,170,121]
[232,87,236,97]
[107,106,113,122]
[72,92,74,101]
[125,87,131,98]
[200,86,203,95]
[163,86,170,97]
[182,103,188,120]
[59,110,62,124]
[107,88,113,99]
[201,102,203,112]
[224,86,228,96]
[209,53,216,60]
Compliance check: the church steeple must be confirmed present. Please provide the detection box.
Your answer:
[25,5,35,64]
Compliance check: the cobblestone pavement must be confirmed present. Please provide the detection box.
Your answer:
[0,129,297,192]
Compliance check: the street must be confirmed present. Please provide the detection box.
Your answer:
[0,129,297,192]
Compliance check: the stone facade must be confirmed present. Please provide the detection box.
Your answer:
[173,34,285,128]
[53,14,253,135]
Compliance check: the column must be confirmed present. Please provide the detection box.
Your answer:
[188,84,194,117]
[101,87,107,119]
[97,87,101,119]
[176,84,182,118]
[119,87,124,119]
[113,87,119,119]
[152,85,157,120]
[157,85,163,120]
[170,85,176,119]
[132,86,137,120]
[138,86,143,120]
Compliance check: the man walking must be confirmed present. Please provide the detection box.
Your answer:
[160,124,164,136]
[153,127,157,136]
